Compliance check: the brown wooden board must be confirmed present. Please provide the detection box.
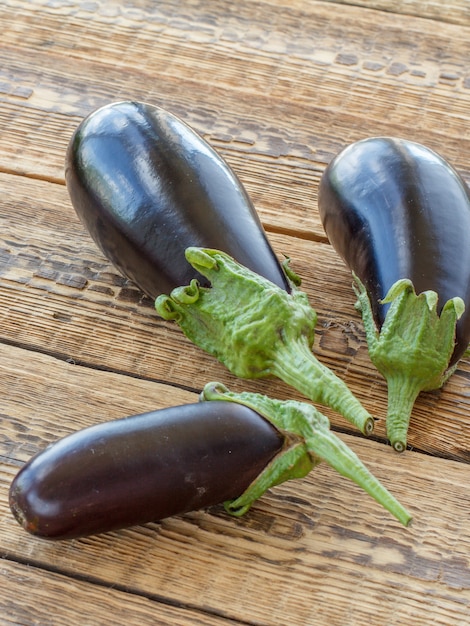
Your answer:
[2,345,470,626]
[1,1,470,625]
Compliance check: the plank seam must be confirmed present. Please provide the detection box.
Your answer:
[0,553,263,626]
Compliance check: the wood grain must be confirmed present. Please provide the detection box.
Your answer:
[1,345,470,626]
[1,1,470,625]
[1,0,470,209]
[319,0,470,25]
[0,560,243,626]
[1,171,469,459]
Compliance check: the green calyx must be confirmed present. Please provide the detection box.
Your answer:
[201,382,412,526]
[156,247,374,436]
[353,274,465,452]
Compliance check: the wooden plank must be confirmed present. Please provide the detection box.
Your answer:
[0,343,198,464]
[0,0,469,238]
[319,0,470,26]
[1,2,469,625]
[1,174,469,457]
[1,346,469,626]
[0,560,238,626]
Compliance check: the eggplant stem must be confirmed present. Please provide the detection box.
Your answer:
[353,274,464,451]
[157,247,375,435]
[271,336,375,436]
[305,430,412,526]
[383,376,422,452]
[201,384,411,526]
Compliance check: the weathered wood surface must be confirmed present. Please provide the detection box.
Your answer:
[1,1,469,625]
[1,344,470,626]
[319,0,470,25]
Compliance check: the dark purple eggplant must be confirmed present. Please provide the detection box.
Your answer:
[9,386,411,540]
[64,101,375,436]
[65,100,290,299]
[9,400,283,540]
[318,137,470,451]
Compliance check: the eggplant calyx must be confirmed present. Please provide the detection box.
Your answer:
[200,383,412,526]
[156,247,374,435]
[155,297,182,322]
[281,257,302,287]
[353,274,465,452]
[171,279,201,305]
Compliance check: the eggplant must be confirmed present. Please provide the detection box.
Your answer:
[318,137,470,451]
[65,101,375,436]
[9,385,411,540]
[65,100,290,299]
[9,400,283,539]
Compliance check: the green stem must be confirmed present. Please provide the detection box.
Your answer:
[306,429,412,526]
[353,274,465,451]
[201,383,412,526]
[271,336,374,436]
[156,247,375,435]
[384,376,422,453]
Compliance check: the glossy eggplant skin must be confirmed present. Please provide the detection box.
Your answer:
[318,137,470,365]
[9,401,283,540]
[65,101,290,299]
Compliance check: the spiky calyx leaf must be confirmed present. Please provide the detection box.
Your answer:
[156,248,374,435]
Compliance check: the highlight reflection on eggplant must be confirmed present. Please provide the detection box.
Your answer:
[318,137,470,451]
[9,386,411,540]
[65,101,375,435]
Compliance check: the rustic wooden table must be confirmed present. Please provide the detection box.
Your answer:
[1,1,470,624]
